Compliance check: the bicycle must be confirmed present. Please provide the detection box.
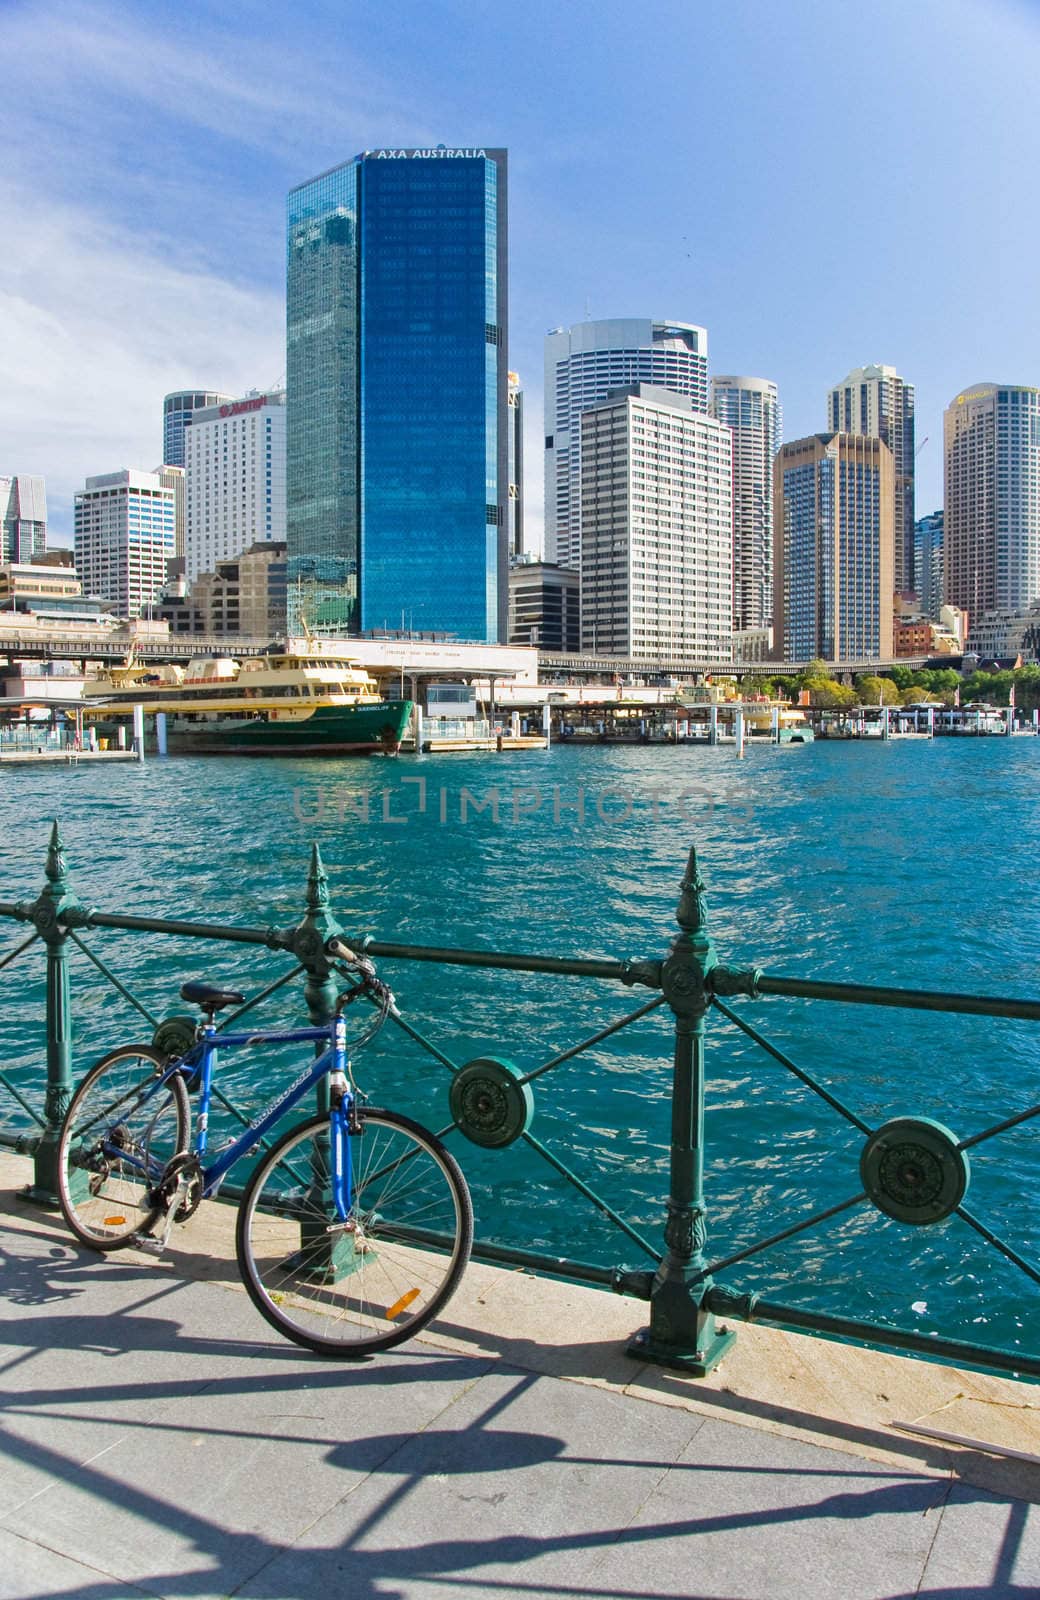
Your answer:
[56,940,473,1356]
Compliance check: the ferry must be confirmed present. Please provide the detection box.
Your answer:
[83,639,413,757]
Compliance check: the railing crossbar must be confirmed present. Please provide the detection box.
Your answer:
[385,1009,462,1075]
[0,931,38,975]
[693,1192,867,1285]
[712,996,873,1135]
[517,995,669,1087]
[364,938,651,985]
[67,931,159,1028]
[754,972,1040,1023]
[216,965,306,1032]
[955,1203,1040,1290]
[0,1071,46,1129]
[520,1127,660,1263]
[959,1101,1040,1152]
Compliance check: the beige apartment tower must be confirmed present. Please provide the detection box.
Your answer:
[827,365,914,593]
[773,434,894,662]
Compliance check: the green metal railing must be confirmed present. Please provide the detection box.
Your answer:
[1,822,1038,1381]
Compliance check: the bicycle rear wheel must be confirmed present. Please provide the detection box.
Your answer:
[57,1045,190,1250]
[236,1107,473,1356]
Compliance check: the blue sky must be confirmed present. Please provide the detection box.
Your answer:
[3,0,1039,545]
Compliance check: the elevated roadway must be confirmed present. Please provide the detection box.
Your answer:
[0,619,941,679]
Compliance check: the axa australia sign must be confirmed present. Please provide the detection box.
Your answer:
[363,148,488,160]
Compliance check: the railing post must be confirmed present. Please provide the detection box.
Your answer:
[286,843,354,1277]
[22,822,82,1204]
[290,846,345,1100]
[628,846,736,1374]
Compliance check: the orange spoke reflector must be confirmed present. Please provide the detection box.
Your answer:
[385,1288,421,1321]
[104,1217,127,1226]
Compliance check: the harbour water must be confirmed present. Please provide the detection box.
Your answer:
[2,737,1038,1359]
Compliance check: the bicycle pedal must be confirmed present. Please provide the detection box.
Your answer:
[128,1232,165,1257]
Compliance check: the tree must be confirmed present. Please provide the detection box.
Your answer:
[856,675,901,706]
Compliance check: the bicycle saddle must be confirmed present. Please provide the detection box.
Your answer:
[179,981,246,1011]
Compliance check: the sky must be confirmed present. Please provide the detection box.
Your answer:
[3,0,1040,547]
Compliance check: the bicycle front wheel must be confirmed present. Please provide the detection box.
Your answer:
[57,1045,190,1250]
[236,1107,473,1356]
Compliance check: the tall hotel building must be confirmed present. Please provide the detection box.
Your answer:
[74,469,175,619]
[773,434,894,662]
[827,365,915,592]
[944,384,1040,620]
[580,385,732,660]
[286,147,509,641]
[710,376,781,631]
[163,390,233,469]
[184,391,287,583]
[544,318,709,571]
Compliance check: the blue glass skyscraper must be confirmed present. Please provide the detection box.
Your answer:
[286,147,508,641]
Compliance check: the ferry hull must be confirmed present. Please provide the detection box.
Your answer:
[161,700,413,757]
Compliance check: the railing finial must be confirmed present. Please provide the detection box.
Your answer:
[45,820,67,888]
[306,842,330,913]
[675,844,706,937]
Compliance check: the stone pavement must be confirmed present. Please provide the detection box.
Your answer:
[1,1151,1038,1600]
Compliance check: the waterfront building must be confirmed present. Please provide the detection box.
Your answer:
[731,626,774,664]
[1,474,47,563]
[73,469,176,619]
[162,390,233,469]
[183,391,286,584]
[508,558,580,651]
[773,434,894,662]
[508,372,524,558]
[579,384,732,661]
[968,602,1040,663]
[0,561,97,622]
[710,376,782,631]
[944,384,1040,620]
[286,146,509,643]
[157,541,287,636]
[827,365,915,592]
[914,510,943,621]
[544,318,709,572]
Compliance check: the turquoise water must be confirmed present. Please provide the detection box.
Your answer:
[2,738,1038,1357]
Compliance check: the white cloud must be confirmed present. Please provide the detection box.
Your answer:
[0,179,283,539]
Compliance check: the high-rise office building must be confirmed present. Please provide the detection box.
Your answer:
[580,384,732,660]
[1,474,47,563]
[827,365,914,592]
[508,371,524,558]
[710,376,781,631]
[286,146,509,642]
[74,469,175,619]
[914,510,944,621]
[163,391,234,468]
[183,391,287,583]
[944,384,1040,621]
[773,434,894,662]
[544,318,709,571]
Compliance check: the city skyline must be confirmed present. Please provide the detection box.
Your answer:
[3,0,1039,547]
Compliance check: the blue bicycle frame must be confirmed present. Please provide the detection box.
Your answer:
[131,1014,355,1218]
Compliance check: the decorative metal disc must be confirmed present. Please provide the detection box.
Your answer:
[450,1057,534,1148]
[860,1116,969,1225]
[152,1015,198,1062]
